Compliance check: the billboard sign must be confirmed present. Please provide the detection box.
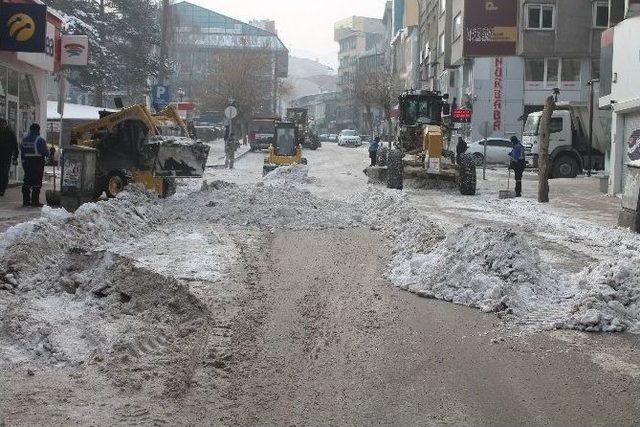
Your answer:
[452,108,472,123]
[463,0,517,56]
[61,35,89,66]
[0,3,47,53]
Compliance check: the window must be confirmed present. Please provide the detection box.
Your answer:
[439,32,445,54]
[449,70,456,88]
[525,59,545,82]
[526,4,554,29]
[561,59,581,82]
[525,58,581,88]
[550,117,563,134]
[546,58,559,85]
[593,1,609,28]
[453,13,462,40]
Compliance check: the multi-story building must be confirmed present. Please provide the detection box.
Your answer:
[419,0,607,142]
[390,0,421,91]
[334,16,386,130]
[289,92,339,134]
[170,1,288,115]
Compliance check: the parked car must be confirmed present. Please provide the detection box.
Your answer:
[337,129,362,147]
[467,138,514,166]
[328,134,338,143]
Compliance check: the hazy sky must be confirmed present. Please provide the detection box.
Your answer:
[188,0,388,69]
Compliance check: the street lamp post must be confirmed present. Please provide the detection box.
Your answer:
[587,78,600,177]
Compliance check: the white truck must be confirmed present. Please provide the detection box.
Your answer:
[523,103,611,178]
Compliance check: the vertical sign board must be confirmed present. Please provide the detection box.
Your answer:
[463,0,518,57]
[493,58,504,132]
[0,3,47,53]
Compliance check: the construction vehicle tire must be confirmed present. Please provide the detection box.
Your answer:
[163,177,177,197]
[458,153,477,196]
[106,169,133,198]
[387,149,404,190]
[377,147,389,167]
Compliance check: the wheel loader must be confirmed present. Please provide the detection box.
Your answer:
[368,90,476,195]
[263,121,308,176]
[69,104,210,199]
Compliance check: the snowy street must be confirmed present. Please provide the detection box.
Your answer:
[2,143,640,425]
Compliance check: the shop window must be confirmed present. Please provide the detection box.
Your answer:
[525,59,545,82]
[561,59,582,83]
[527,4,555,29]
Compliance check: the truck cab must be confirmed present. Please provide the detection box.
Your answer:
[523,103,609,178]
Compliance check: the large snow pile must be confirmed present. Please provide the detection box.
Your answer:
[356,188,640,334]
[565,255,640,333]
[262,164,316,186]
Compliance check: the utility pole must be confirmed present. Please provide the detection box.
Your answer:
[587,79,600,177]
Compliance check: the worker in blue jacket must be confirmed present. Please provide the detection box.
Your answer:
[369,136,380,166]
[509,135,526,198]
[20,123,49,207]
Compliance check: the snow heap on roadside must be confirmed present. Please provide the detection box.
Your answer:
[356,188,640,334]
[565,254,640,333]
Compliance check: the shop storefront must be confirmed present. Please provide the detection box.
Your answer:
[0,2,62,180]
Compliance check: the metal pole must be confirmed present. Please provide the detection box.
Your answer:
[588,80,595,177]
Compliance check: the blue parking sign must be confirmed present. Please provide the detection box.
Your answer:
[151,85,171,107]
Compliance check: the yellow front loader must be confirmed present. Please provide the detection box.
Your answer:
[71,104,209,198]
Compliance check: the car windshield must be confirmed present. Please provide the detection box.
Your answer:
[342,130,357,136]
[523,115,540,136]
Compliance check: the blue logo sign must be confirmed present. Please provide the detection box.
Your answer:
[0,4,47,53]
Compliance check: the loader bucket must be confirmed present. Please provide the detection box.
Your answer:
[141,136,210,177]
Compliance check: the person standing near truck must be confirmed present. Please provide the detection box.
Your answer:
[369,136,380,166]
[509,136,526,198]
[0,119,19,197]
[20,123,49,207]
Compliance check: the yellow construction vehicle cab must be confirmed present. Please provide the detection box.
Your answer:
[374,90,476,195]
[263,121,307,175]
[71,104,209,198]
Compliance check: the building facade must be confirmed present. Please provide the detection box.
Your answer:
[1,3,63,181]
[171,1,288,116]
[334,16,386,130]
[289,91,339,134]
[419,0,606,142]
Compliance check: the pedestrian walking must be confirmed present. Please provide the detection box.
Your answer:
[0,119,19,197]
[369,136,380,167]
[509,135,526,198]
[456,136,468,164]
[20,123,49,207]
[225,133,237,169]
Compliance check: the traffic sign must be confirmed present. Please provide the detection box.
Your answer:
[225,106,238,120]
[151,85,171,107]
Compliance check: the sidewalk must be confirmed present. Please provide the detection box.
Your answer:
[0,178,54,233]
[206,139,253,169]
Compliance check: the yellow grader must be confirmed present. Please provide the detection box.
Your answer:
[371,90,476,195]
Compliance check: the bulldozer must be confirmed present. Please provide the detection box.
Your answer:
[286,108,321,151]
[370,90,476,195]
[69,104,210,199]
[263,121,308,175]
